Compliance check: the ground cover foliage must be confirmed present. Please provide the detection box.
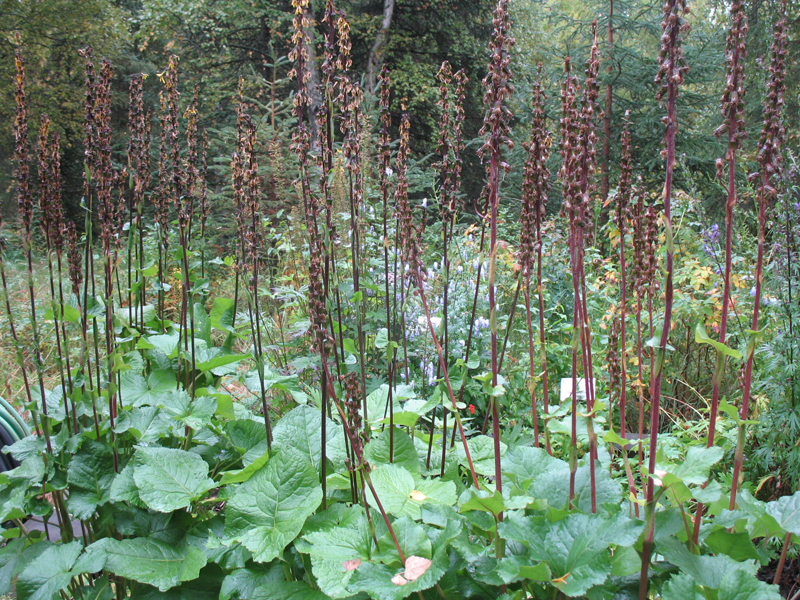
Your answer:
[0,0,799,599]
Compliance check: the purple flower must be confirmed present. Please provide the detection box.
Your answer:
[702,224,720,258]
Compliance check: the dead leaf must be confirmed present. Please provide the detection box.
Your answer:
[403,556,432,581]
[391,574,408,586]
[409,490,427,502]
[342,558,361,572]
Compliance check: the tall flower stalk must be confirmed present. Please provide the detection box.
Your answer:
[575,27,601,514]
[15,42,51,453]
[731,1,786,511]
[37,117,74,434]
[692,0,747,539]
[378,66,396,461]
[639,1,690,596]
[127,74,151,329]
[479,0,515,503]
[706,0,747,453]
[518,66,551,451]
[395,107,479,490]
[611,114,639,515]
[559,56,582,504]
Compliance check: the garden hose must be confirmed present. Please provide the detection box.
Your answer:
[0,427,15,472]
[0,396,30,473]
[0,397,29,441]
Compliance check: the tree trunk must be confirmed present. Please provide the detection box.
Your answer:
[366,0,395,95]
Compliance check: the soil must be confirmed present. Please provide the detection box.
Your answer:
[759,556,800,599]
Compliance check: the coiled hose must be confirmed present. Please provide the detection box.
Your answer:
[0,397,30,472]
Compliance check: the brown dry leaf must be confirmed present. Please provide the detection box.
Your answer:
[342,558,361,572]
[391,574,408,586]
[409,490,427,502]
[403,556,432,582]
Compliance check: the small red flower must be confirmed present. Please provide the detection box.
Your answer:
[468,404,475,415]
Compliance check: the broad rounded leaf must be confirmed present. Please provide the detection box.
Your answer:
[765,490,800,535]
[18,542,104,600]
[88,537,206,592]
[224,448,322,563]
[718,569,782,600]
[133,447,214,512]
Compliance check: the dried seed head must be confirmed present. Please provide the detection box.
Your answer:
[288,0,313,113]
[714,0,747,150]
[78,47,96,199]
[478,0,516,169]
[435,61,454,220]
[66,221,83,298]
[559,57,581,223]
[343,372,366,460]
[631,183,647,298]
[575,22,600,242]
[128,74,151,220]
[518,65,551,279]
[613,113,633,237]
[37,116,65,253]
[379,66,392,199]
[643,201,660,295]
[14,41,33,232]
[655,0,690,102]
[752,0,787,206]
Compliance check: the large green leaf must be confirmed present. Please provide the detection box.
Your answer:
[658,537,758,590]
[298,505,373,598]
[374,517,432,564]
[140,332,181,359]
[705,528,763,562]
[661,573,704,600]
[661,445,724,486]
[132,447,214,512]
[128,564,224,600]
[347,519,460,600]
[220,563,285,600]
[366,464,456,520]
[251,581,330,600]
[495,556,551,585]
[695,323,742,359]
[109,463,145,506]
[17,541,103,600]
[88,537,207,592]
[0,540,49,596]
[115,406,171,442]
[453,435,507,476]
[365,428,420,474]
[366,385,403,427]
[530,462,621,512]
[499,510,640,597]
[459,489,506,518]
[66,441,116,519]
[272,404,347,474]
[223,447,322,563]
[765,490,800,535]
[717,490,782,538]
[189,347,246,374]
[159,391,217,431]
[187,517,251,570]
[502,445,565,490]
[717,569,782,600]
[120,369,177,407]
[210,297,236,333]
